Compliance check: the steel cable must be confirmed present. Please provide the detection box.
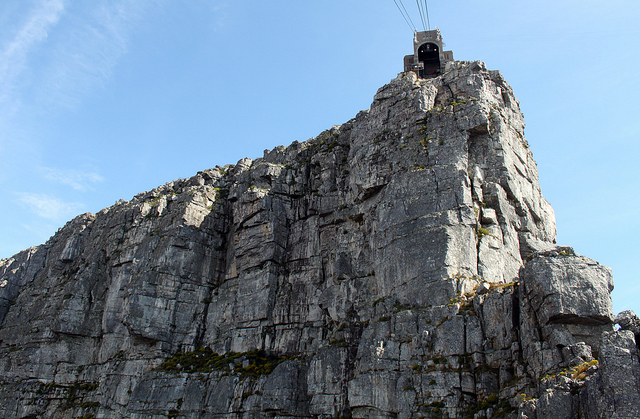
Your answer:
[415,0,427,30]
[393,0,416,32]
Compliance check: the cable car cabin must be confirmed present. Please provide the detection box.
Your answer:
[404,28,453,78]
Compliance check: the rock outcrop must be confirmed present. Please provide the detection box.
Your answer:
[0,61,638,418]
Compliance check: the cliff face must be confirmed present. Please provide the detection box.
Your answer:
[1,61,638,418]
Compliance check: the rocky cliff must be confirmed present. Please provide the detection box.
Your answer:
[1,61,638,419]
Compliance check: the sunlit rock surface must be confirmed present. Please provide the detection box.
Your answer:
[1,61,637,418]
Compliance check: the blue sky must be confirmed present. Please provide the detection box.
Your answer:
[1,0,638,315]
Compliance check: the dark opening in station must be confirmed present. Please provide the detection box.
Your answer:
[418,42,440,78]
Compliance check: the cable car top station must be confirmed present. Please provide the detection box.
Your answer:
[404,29,453,78]
[392,0,454,78]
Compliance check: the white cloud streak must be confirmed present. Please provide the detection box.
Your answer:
[0,0,65,120]
[0,0,166,168]
[40,0,161,109]
[0,0,164,116]
[16,192,84,222]
[41,167,104,192]
[0,0,65,83]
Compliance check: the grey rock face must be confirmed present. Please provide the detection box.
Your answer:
[519,246,615,374]
[521,247,614,327]
[582,330,640,418]
[616,310,640,342]
[0,61,634,418]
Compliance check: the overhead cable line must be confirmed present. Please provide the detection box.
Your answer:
[415,0,427,30]
[392,0,416,32]
[392,0,432,32]
[424,0,431,30]
[397,0,416,29]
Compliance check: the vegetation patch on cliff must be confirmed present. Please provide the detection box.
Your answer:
[157,347,291,377]
[541,359,599,382]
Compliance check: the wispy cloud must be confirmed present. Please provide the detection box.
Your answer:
[41,167,104,192]
[0,0,65,121]
[16,192,84,222]
[40,0,162,109]
[0,0,165,171]
[0,0,164,115]
[0,0,65,84]
[207,2,230,32]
